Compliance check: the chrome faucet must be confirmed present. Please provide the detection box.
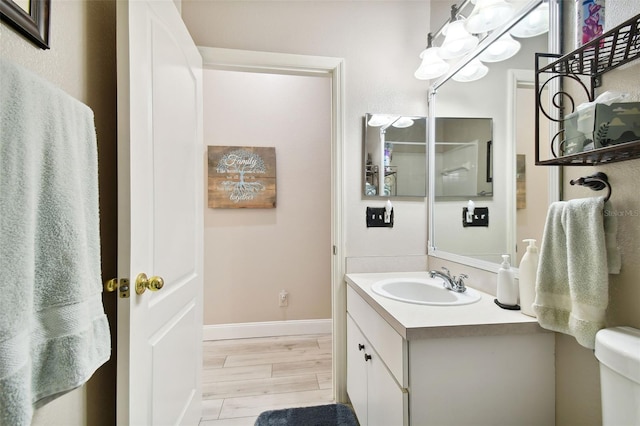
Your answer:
[429,267,468,293]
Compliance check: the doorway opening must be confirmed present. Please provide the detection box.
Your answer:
[199,48,346,423]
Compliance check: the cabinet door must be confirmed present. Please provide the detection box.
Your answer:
[347,315,368,425]
[368,351,406,426]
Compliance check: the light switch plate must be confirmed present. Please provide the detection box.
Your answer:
[366,207,394,227]
[462,207,489,227]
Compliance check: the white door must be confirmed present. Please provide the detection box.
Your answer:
[116,0,203,425]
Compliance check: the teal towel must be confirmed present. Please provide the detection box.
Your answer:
[0,59,111,425]
[533,197,619,349]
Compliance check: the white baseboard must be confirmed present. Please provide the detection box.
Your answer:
[203,319,332,341]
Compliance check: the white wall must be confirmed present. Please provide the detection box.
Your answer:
[203,69,332,324]
[183,0,430,260]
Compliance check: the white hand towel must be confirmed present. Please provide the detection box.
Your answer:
[0,59,111,425]
[533,196,618,349]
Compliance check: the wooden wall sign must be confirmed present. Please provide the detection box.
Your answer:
[208,146,277,208]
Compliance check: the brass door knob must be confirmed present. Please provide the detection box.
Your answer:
[135,273,165,295]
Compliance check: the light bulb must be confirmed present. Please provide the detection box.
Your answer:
[478,33,521,62]
[392,117,415,128]
[439,20,479,59]
[414,47,450,80]
[452,59,488,82]
[465,0,515,34]
[510,2,549,38]
[368,114,394,127]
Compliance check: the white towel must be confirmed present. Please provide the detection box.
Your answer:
[533,196,619,349]
[0,59,111,425]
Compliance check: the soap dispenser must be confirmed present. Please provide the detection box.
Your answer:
[518,239,539,317]
[495,254,519,310]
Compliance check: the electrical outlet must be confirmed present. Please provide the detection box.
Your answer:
[279,290,288,307]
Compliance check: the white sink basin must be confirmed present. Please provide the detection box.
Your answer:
[371,277,481,306]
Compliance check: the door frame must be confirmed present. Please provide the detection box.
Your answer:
[198,47,347,402]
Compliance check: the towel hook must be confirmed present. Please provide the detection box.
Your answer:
[569,172,612,202]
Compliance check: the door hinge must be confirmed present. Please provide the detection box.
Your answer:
[104,278,130,298]
[333,245,337,255]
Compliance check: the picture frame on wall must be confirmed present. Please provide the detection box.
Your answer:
[0,0,50,49]
[207,146,277,209]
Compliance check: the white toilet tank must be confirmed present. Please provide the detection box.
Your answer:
[595,326,640,425]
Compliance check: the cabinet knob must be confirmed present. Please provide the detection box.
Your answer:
[364,353,372,362]
[358,343,365,351]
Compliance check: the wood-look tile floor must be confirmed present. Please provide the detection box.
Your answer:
[199,334,334,426]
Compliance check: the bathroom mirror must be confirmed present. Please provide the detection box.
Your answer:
[435,117,493,199]
[428,0,561,272]
[363,114,426,197]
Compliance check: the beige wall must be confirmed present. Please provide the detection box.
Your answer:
[1,1,117,425]
[203,69,332,324]
[555,1,640,424]
[183,0,431,261]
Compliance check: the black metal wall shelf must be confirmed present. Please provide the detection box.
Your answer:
[535,13,640,166]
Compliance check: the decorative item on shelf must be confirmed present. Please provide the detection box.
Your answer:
[415,33,451,81]
[575,0,605,48]
[535,13,640,165]
[465,0,515,34]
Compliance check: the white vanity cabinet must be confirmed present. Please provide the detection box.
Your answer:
[347,284,408,425]
[346,278,556,426]
[346,315,407,426]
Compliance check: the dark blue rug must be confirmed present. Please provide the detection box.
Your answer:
[254,403,358,426]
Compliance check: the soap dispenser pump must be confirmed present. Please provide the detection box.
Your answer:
[518,239,539,317]
[495,254,519,310]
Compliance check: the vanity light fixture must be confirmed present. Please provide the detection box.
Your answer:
[367,114,395,127]
[439,19,479,59]
[465,0,515,34]
[452,58,489,82]
[368,114,415,129]
[438,5,478,60]
[415,33,451,80]
[392,117,415,128]
[509,1,549,38]
[478,32,521,62]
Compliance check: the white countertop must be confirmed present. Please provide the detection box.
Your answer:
[346,271,548,340]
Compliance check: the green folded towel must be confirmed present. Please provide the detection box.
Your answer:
[533,197,619,349]
[0,58,111,425]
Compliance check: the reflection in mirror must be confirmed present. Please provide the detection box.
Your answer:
[363,114,426,197]
[427,0,560,272]
[435,118,492,199]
